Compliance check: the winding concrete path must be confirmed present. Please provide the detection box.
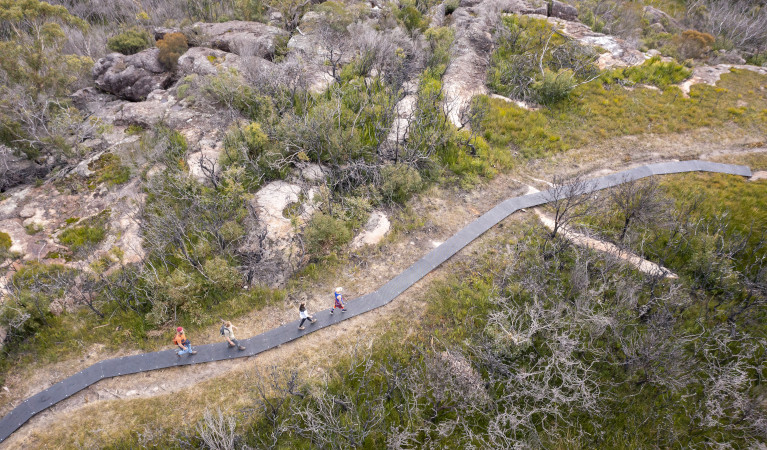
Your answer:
[0,160,752,443]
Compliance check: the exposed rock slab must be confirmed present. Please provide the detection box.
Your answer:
[679,64,767,95]
[352,211,390,248]
[92,49,172,101]
[546,17,646,69]
[177,47,247,77]
[192,21,287,58]
[242,181,319,286]
[443,0,545,127]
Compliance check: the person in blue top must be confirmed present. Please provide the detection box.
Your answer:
[331,286,347,314]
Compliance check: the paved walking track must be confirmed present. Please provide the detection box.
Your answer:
[0,160,752,443]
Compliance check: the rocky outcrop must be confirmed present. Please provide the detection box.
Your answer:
[191,21,288,59]
[92,49,172,101]
[643,6,682,33]
[679,64,767,95]
[176,47,247,77]
[351,211,390,248]
[547,17,646,69]
[549,1,577,21]
[240,181,320,286]
[442,0,546,127]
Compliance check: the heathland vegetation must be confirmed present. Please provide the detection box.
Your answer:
[0,0,766,446]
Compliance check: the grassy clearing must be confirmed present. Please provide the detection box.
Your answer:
[480,69,767,160]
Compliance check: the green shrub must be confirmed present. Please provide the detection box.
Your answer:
[0,230,11,260]
[304,213,351,257]
[380,164,422,204]
[157,32,188,70]
[398,4,428,34]
[622,56,692,88]
[107,28,153,55]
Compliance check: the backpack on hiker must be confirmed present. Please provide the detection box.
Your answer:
[220,324,226,336]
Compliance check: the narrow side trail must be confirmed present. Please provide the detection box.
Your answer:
[0,160,752,443]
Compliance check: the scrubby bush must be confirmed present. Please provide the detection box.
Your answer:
[533,69,576,105]
[398,3,428,34]
[444,0,459,15]
[673,29,715,59]
[0,231,11,261]
[686,0,767,53]
[380,164,422,204]
[156,32,188,70]
[106,28,153,55]
[488,16,598,104]
[304,213,351,257]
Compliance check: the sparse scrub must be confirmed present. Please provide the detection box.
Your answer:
[686,0,767,53]
[487,16,599,105]
[672,29,715,59]
[480,69,767,159]
[380,163,422,204]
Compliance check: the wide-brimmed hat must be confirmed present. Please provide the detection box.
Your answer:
[335,287,343,293]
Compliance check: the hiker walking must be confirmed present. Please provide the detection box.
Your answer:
[331,287,347,314]
[173,326,197,356]
[298,303,317,330]
[221,321,246,350]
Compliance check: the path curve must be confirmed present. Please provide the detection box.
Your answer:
[0,160,752,443]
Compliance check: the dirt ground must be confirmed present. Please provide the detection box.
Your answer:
[2,128,766,447]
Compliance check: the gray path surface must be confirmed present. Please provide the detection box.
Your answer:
[0,160,752,443]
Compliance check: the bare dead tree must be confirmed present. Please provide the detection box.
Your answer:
[687,0,767,52]
[195,408,238,450]
[607,176,664,242]
[542,174,595,239]
[288,353,386,449]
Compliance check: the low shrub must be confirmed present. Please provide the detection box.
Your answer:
[380,164,422,204]
[0,231,11,251]
[673,29,715,60]
[0,230,11,260]
[398,4,429,34]
[304,213,352,257]
[533,69,576,105]
[106,28,153,55]
[157,32,188,70]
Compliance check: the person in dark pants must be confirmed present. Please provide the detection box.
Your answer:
[222,321,246,350]
[298,303,317,330]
